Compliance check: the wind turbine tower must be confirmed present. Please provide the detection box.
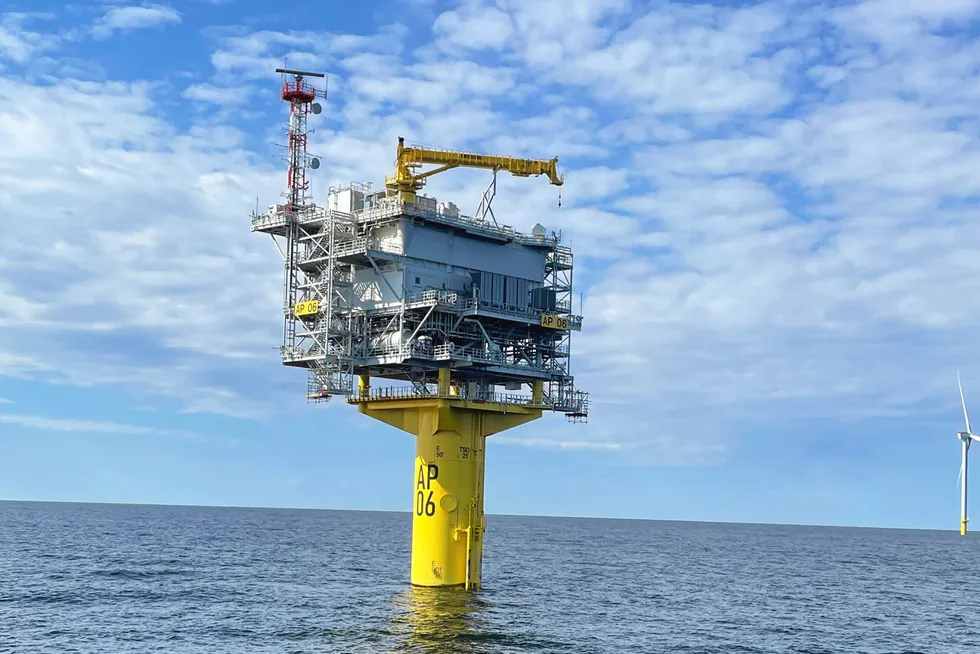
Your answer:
[957,372,979,535]
[251,70,589,588]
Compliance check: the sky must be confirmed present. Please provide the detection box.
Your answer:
[1,0,979,530]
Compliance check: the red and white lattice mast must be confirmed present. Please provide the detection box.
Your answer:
[275,68,325,213]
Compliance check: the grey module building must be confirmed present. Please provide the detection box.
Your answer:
[251,182,588,418]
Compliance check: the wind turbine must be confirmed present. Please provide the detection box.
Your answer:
[957,372,980,535]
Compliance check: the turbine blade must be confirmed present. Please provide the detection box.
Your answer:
[959,371,972,435]
[958,460,964,490]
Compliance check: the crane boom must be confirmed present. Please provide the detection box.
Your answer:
[385,136,563,202]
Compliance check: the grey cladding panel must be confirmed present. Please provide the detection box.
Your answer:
[471,272,540,308]
[530,287,556,311]
[404,223,546,282]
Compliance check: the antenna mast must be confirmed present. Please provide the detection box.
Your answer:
[276,67,325,213]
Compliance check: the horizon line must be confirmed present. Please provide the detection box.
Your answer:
[0,498,954,533]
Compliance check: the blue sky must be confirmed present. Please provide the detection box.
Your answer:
[1,0,979,530]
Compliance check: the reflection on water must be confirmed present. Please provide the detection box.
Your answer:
[384,586,494,653]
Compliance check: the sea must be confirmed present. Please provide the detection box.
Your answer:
[0,501,978,653]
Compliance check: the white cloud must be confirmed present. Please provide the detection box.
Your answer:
[433,3,514,50]
[0,25,37,62]
[0,398,12,404]
[832,0,980,48]
[182,83,245,104]
[91,4,181,39]
[208,26,406,79]
[0,412,194,438]
[0,352,52,379]
[0,12,58,63]
[0,75,290,417]
[492,436,622,451]
[3,0,980,464]
[492,418,729,467]
[504,0,632,65]
[552,6,797,115]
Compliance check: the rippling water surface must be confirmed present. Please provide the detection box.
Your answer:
[1,501,979,653]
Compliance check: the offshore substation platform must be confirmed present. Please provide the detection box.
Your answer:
[252,69,589,590]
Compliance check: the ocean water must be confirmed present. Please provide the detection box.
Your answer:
[0,502,978,653]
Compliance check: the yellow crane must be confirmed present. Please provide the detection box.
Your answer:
[384,136,564,204]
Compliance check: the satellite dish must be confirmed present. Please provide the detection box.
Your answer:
[310,158,320,170]
[311,102,322,115]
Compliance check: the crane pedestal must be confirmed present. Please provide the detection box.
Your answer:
[353,371,542,589]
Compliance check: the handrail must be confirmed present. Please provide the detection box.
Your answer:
[358,196,559,247]
[347,385,547,407]
[346,384,587,415]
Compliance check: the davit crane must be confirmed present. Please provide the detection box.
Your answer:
[385,136,564,204]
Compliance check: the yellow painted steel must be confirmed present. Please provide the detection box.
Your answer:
[385,136,563,203]
[962,517,968,536]
[293,299,319,317]
[354,373,544,589]
[539,313,569,330]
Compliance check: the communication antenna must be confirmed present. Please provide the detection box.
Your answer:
[274,67,326,213]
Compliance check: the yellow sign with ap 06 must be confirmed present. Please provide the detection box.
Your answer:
[540,313,569,330]
[293,299,320,317]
